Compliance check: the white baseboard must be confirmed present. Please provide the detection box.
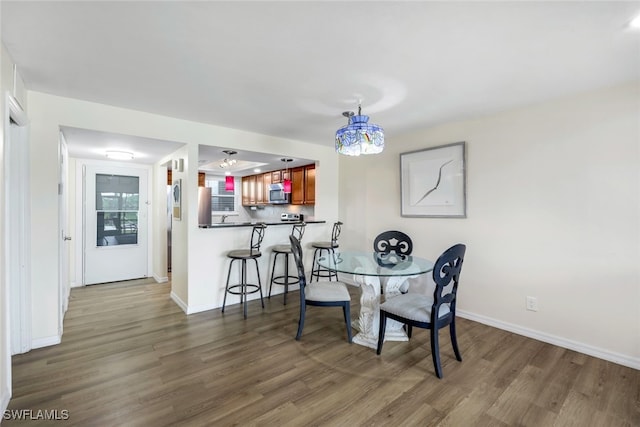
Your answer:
[153,274,169,283]
[1,387,10,418]
[457,310,640,370]
[31,335,61,350]
[170,291,188,314]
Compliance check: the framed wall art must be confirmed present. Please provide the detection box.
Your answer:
[172,178,182,220]
[400,141,466,218]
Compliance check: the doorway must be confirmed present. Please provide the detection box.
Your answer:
[83,164,150,285]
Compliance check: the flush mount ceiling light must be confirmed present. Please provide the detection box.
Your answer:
[105,150,134,160]
[630,12,640,29]
[219,150,238,168]
[335,103,384,156]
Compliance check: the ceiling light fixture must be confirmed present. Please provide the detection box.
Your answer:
[630,12,640,29]
[219,150,238,168]
[281,158,293,193]
[225,176,235,192]
[106,150,134,160]
[335,102,384,156]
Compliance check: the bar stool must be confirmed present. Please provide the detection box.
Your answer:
[222,223,267,319]
[268,222,306,305]
[310,221,342,282]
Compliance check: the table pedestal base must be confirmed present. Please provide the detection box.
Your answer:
[350,272,411,349]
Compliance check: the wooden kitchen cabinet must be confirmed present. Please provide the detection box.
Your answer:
[271,170,282,183]
[255,173,265,204]
[198,172,205,187]
[242,175,257,206]
[291,164,315,205]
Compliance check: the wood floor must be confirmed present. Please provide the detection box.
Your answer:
[5,279,639,426]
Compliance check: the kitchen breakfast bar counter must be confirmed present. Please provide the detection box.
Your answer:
[199,219,325,229]
[184,220,329,315]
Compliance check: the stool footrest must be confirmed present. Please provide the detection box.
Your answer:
[271,275,299,286]
[226,283,262,296]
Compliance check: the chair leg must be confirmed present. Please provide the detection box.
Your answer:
[295,302,306,340]
[450,318,462,361]
[343,303,352,343]
[407,324,413,338]
[283,253,289,305]
[253,258,265,308]
[376,312,387,354]
[310,248,319,282]
[222,259,235,313]
[242,260,248,319]
[431,327,443,379]
[268,252,278,298]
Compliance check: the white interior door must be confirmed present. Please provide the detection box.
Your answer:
[58,132,69,335]
[84,164,149,285]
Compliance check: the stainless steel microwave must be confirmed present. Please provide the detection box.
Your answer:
[268,183,290,204]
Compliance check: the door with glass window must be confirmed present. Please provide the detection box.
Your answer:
[84,165,148,285]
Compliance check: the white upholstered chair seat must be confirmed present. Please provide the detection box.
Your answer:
[272,244,292,253]
[305,281,351,302]
[379,293,450,323]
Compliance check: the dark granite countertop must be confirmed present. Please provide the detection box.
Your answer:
[199,220,326,229]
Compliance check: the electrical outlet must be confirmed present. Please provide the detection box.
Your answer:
[526,296,538,312]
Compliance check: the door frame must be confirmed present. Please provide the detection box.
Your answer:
[75,159,153,286]
[4,93,30,355]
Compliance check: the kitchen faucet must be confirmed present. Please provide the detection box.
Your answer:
[221,214,229,223]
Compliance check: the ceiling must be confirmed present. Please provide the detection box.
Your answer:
[3,1,640,166]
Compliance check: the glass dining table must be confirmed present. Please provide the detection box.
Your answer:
[317,251,434,349]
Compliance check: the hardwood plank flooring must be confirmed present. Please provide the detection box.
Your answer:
[4,279,639,426]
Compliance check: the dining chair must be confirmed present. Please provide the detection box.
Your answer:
[289,235,352,343]
[310,221,342,282]
[222,223,267,319]
[373,230,413,293]
[373,230,413,257]
[376,243,466,378]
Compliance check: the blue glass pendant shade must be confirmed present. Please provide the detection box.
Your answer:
[335,114,384,156]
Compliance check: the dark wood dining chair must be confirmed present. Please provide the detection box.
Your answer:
[376,244,466,378]
[373,230,413,257]
[290,235,352,343]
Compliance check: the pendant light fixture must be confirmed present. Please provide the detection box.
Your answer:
[225,174,234,192]
[220,150,237,191]
[281,158,293,193]
[335,103,384,156]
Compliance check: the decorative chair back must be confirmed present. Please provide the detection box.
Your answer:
[289,235,307,297]
[373,230,413,256]
[291,222,306,242]
[250,223,267,255]
[431,244,466,322]
[330,221,343,246]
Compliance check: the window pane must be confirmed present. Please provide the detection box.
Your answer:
[97,212,138,246]
[212,196,234,212]
[207,177,236,213]
[96,174,139,210]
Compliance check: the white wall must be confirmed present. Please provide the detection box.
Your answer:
[339,82,640,368]
[26,91,339,343]
[0,42,28,414]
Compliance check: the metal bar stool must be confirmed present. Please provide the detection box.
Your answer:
[268,222,306,304]
[310,221,342,282]
[222,223,267,319]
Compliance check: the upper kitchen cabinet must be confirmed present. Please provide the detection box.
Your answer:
[255,173,266,204]
[291,164,315,205]
[241,175,257,205]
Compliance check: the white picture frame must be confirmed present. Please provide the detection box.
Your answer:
[400,142,466,218]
